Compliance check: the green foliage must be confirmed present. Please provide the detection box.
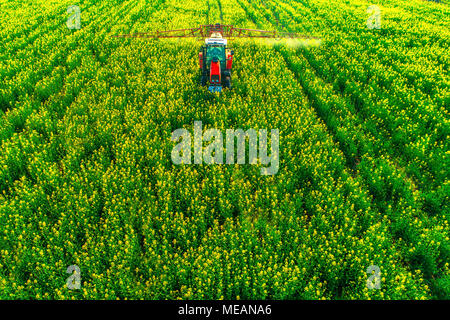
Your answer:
[0,0,448,300]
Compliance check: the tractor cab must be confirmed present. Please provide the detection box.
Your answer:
[206,45,226,65]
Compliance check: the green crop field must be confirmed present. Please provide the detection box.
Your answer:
[0,0,448,300]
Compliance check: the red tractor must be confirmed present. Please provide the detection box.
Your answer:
[199,32,234,92]
[114,23,319,93]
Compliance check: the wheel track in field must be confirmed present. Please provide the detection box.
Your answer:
[206,0,211,24]
[260,0,285,31]
[234,0,259,26]
[0,0,142,163]
[217,0,224,22]
[263,0,448,104]
[214,1,380,240]
[1,0,152,84]
[251,0,444,184]
[232,0,372,216]
[0,0,159,266]
[54,0,177,284]
[294,0,448,296]
[206,0,225,23]
[298,47,446,193]
[275,0,449,215]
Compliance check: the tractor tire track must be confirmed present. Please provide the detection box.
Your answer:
[0,1,99,67]
[272,0,448,217]
[259,0,285,31]
[234,0,258,26]
[0,0,143,193]
[217,0,224,22]
[0,1,115,89]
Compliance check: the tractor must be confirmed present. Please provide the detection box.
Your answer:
[113,23,320,93]
[199,32,233,93]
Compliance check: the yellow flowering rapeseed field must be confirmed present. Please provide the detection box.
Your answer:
[0,0,448,299]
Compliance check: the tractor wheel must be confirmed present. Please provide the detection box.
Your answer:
[201,73,207,86]
[224,76,231,89]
